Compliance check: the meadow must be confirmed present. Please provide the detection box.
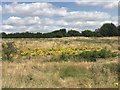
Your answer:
[1,37,119,88]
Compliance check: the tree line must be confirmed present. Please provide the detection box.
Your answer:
[1,23,120,38]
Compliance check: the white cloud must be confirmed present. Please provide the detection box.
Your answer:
[3,16,68,26]
[75,0,118,9]
[2,16,69,32]
[2,11,117,33]
[2,25,14,30]
[64,11,111,22]
[2,2,68,17]
[2,2,118,33]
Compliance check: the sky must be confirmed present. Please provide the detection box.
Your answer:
[1,0,119,33]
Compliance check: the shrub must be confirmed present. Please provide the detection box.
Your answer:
[60,53,72,61]
[54,48,117,62]
[79,48,117,61]
[2,42,17,61]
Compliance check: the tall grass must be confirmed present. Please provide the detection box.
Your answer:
[2,37,119,88]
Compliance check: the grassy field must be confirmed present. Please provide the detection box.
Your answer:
[1,37,119,88]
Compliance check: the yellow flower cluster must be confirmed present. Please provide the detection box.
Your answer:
[20,47,106,56]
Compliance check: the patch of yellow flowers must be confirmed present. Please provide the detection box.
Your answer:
[20,47,118,56]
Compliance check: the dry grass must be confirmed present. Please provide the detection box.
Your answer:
[2,37,119,88]
[2,37,119,50]
[2,59,118,88]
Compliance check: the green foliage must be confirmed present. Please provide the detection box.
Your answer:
[51,48,117,62]
[59,53,72,61]
[59,66,89,78]
[2,42,17,61]
[81,30,94,37]
[68,30,81,36]
[79,48,117,61]
[99,23,118,36]
[93,32,102,37]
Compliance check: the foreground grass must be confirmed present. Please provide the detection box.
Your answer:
[2,37,119,88]
[2,58,118,88]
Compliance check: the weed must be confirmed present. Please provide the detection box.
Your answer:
[2,42,18,61]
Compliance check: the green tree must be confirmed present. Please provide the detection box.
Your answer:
[67,30,81,36]
[99,23,117,36]
[81,30,94,37]
[93,32,102,37]
[52,29,67,37]
[59,29,67,37]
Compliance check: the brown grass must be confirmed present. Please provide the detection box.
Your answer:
[2,37,119,88]
[2,59,118,88]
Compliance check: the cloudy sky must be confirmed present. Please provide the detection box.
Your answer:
[1,0,119,33]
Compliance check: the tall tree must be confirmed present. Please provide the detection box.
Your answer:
[81,30,94,37]
[68,30,81,36]
[99,23,117,36]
